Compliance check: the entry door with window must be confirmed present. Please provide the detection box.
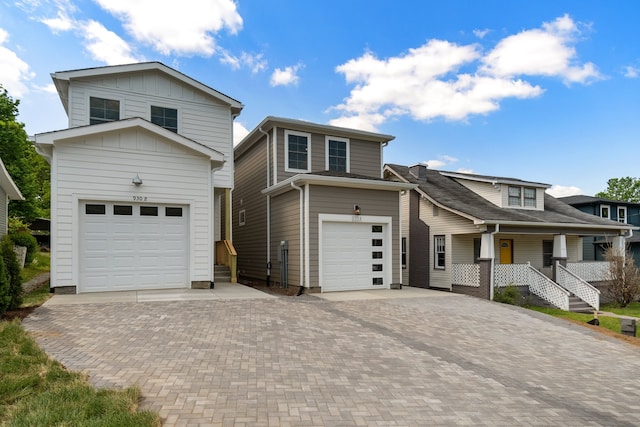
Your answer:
[499,239,513,264]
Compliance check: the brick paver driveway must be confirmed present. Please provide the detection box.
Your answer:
[23,290,640,426]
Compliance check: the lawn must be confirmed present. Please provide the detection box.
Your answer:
[20,251,50,283]
[601,301,640,318]
[0,256,161,426]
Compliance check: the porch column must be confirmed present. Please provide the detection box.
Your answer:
[551,234,567,282]
[478,232,494,300]
[224,188,231,240]
[612,235,626,257]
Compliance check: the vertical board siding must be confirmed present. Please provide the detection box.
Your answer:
[233,136,268,281]
[270,191,301,286]
[308,186,400,287]
[69,73,234,188]
[52,128,212,286]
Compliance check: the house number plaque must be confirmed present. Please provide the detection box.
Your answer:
[133,196,148,202]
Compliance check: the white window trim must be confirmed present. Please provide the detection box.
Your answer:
[238,209,246,226]
[434,235,445,270]
[617,206,627,223]
[88,94,123,125]
[147,101,181,133]
[600,204,611,219]
[284,130,311,173]
[325,136,350,173]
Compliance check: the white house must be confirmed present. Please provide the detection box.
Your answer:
[0,157,24,236]
[35,62,243,293]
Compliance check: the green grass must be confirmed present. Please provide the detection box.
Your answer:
[526,306,640,338]
[20,282,51,308]
[20,251,50,283]
[601,301,640,318]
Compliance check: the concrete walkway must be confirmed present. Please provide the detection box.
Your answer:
[23,289,640,426]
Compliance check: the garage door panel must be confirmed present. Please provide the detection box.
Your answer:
[80,201,189,293]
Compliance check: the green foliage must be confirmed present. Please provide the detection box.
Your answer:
[0,321,160,426]
[525,305,636,336]
[595,177,640,203]
[9,231,38,264]
[0,87,50,222]
[493,285,520,305]
[20,251,49,285]
[0,235,21,310]
[0,250,9,317]
[601,301,640,318]
[7,217,29,234]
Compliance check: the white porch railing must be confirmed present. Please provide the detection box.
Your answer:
[452,264,480,287]
[566,261,609,282]
[495,263,570,310]
[556,262,600,310]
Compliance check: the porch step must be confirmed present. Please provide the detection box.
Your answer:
[214,264,231,283]
[569,295,593,313]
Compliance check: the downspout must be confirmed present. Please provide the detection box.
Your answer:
[290,181,305,293]
[258,126,272,286]
[489,224,500,300]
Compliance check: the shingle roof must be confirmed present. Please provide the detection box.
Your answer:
[386,164,632,228]
[559,195,640,207]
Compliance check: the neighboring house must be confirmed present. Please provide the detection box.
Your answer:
[559,195,640,265]
[233,117,414,293]
[35,62,243,294]
[384,164,635,311]
[0,157,24,236]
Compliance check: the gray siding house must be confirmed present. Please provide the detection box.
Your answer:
[233,117,414,292]
[385,164,635,311]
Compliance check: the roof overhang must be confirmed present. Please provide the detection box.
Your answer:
[474,219,637,235]
[236,116,395,159]
[262,173,416,197]
[0,157,24,201]
[34,117,225,168]
[440,170,551,189]
[52,62,243,117]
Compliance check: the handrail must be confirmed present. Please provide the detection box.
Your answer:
[215,240,237,283]
[556,262,600,310]
[525,263,570,311]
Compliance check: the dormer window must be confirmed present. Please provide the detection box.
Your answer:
[151,106,178,133]
[326,136,349,173]
[508,186,537,208]
[600,205,610,219]
[618,206,627,223]
[90,97,120,125]
[285,130,311,173]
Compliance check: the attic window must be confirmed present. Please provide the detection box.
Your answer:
[151,106,178,133]
[90,97,119,125]
[285,130,311,173]
[326,136,349,172]
[508,186,537,208]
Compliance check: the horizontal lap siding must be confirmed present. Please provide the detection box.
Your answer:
[349,139,382,177]
[52,128,212,286]
[401,192,409,285]
[308,186,400,287]
[233,138,268,281]
[69,73,233,188]
[454,179,502,206]
[270,191,301,286]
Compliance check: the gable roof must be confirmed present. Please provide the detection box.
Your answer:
[385,164,634,232]
[0,157,24,201]
[559,195,640,207]
[235,116,395,158]
[51,62,243,116]
[34,117,225,167]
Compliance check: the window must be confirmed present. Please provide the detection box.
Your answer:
[239,209,246,226]
[372,264,383,272]
[473,238,481,264]
[151,106,178,133]
[508,186,521,206]
[372,277,384,286]
[140,206,158,216]
[543,240,554,267]
[90,97,119,124]
[372,225,383,233]
[600,205,610,219]
[165,207,183,217]
[372,239,383,247]
[326,136,349,172]
[85,204,106,215]
[285,130,310,172]
[401,237,407,269]
[523,188,537,207]
[372,251,383,259]
[113,205,133,215]
[617,206,627,223]
[434,235,445,269]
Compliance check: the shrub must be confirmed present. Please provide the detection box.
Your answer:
[494,284,520,305]
[1,234,22,310]
[604,246,640,307]
[0,254,9,316]
[9,230,38,264]
[8,216,30,234]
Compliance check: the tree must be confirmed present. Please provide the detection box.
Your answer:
[604,246,640,307]
[0,86,50,221]
[595,177,640,203]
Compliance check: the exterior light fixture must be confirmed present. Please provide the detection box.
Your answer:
[132,173,143,186]
[353,204,361,215]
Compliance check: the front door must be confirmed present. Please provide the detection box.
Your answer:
[499,239,513,264]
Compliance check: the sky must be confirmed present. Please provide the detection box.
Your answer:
[1,0,639,198]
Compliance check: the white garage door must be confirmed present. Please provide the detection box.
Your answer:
[79,201,189,293]
[321,221,389,292]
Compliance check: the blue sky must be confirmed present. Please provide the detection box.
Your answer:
[1,1,639,197]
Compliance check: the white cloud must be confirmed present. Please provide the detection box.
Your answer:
[546,184,583,198]
[270,64,303,87]
[456,168,474,174]
[624,65,639,78]
[220,50,267,73]
[93,0,243,56]
[424,155,458,169]
[41,9,74,32]
[473,28,490,39]
[328,113,385,132]
[233,121,249,146]
[33,83,57,94]
[0,28,34,97]
[332,15,600,131]
[82,20,139,65]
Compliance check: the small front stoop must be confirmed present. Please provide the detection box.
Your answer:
[569,295,593,313]
[214,264,231,283]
